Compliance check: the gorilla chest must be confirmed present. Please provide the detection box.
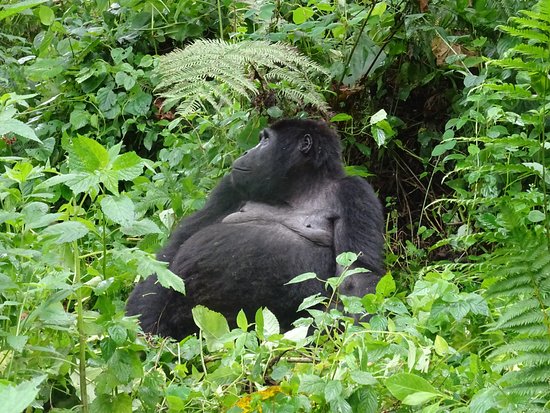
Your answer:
[221,201,335,247]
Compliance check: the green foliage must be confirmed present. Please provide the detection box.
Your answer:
[1,0,550,411]
[155,39,330,116]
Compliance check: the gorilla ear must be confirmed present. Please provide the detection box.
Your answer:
[299,134,313,154]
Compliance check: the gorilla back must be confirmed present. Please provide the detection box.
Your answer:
[126,119,384,340]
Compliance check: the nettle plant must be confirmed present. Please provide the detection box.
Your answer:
[435,0,550,408]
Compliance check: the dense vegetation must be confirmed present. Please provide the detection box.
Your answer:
[0,0,549,411]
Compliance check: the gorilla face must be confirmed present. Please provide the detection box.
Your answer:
[231,126,313,201]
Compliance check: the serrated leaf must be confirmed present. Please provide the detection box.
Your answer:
[67,136,109,172]
[192,305,229,351]
[0,119,40,142]
[111,152,144,181]
[100,195,135,226]
[121,219,162,236]
[325,380,342,403]
[42,221,89,243]
[261,307,280,338]
[0,375,47,413]
[156,267,185,294]
[286,272,317,285]
[97,87,117,112]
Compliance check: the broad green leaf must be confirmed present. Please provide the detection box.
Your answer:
[67,136,109,172]
[434,335,449,356]
[402,391,440,405]
[42,221,89,243]
[370,109,387,124]
[192,305,230,351]
[0,118,40,142]
[386,373,441,404]
[7,334,28,352]
[0,375,47,412]
[350,371,377,385]
[97,87,117,111]
[69,109,89,130]
[371,1,387,16]
[528,210,545,222]
[101,195,135,226]
[292,6,314,24]
[285,272,317,285]
[236,309,248,331]
[121,218,162,236]
[375,273,396,297]
[111,151,144,180]
[156,267,185,294]
[38,5,54,25]
[125,90,152,116]
[261,307,279,338]
[336,252,358,267]
[325,380,343,403]
[431,139,456,157]
[0,0,48,21]
[330,113,353,122]
[26,58,64,81]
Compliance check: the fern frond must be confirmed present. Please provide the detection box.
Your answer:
[155,40,330,116]
[512,44,550,60]
[485,230,550,403]
[497,26,550,43]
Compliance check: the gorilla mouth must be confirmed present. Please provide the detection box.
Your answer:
[233,167,251,172]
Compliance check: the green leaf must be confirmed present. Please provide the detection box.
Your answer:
[121,219,162,236]
[386,373,442,404]
[325,380,343,403]
[261,307,279,338]
[402,391,440,405]
[38,5,54,25]
[0,119,40,142]
[330,113,352,122]
[101,195,135,226]
[26,57,64,81]
[192,306,230,350]
[111,151,144,181]
[431,139,456,157]
[336,252,358,267]
[42,221,89,243]
[0,0,48,22]
[0,375,47,412]
[286,272,317,285]
[527,210,545,223]
[97,87,117,112]
[69,109,89,130]
[434,335,449,356]
[236,309,248,331]
[297,294,326,311]
[375,273,396,297]
[67,136,109,172]
[292,6,314,24]
[156,267,185,294]
[125,90,152,116]
[370,109,387,124]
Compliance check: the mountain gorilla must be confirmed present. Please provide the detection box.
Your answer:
[126,119,384,340]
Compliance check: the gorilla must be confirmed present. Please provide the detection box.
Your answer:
[126,118,384,340]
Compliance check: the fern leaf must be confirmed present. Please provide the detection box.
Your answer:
[155,40,329,116]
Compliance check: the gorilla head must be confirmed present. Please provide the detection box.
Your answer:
[231,119,344,201]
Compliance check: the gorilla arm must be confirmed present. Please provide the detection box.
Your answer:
[157,175,244,262]
[333,176,385,295]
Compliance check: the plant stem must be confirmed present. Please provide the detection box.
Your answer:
[217,0,224,39]
[73,239,89,412]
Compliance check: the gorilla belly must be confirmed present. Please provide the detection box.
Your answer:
[171,221,335,327]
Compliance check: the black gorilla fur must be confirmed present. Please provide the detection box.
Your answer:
[126,119,384,339]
